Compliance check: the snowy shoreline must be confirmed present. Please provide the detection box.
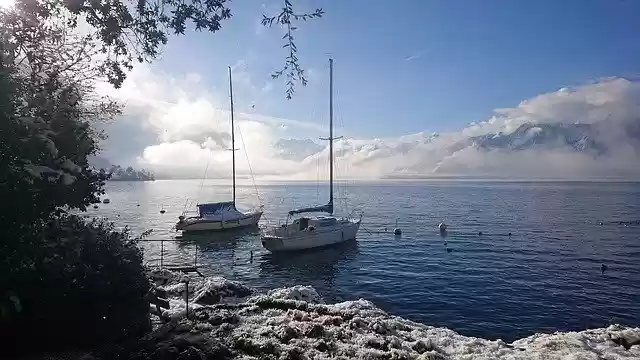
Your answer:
[137,269,640,359]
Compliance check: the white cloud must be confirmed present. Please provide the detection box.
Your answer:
[98,68,640,181]
[404,49,426,62]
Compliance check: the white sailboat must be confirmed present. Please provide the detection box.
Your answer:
[261,58,362,252]
[176,67,263,233]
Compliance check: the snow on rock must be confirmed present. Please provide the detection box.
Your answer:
[60,173,76,185]
[193,277,253,305]
[149,268,252,310]
[37,134,59,157]
[264,285,325,304]
[137,272,640,360]
[24,164,59,180]
[60,158,82,174]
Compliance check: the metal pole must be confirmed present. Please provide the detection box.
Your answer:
[328,58,334,213]
[228,66,236,204]
[194,244,198,267]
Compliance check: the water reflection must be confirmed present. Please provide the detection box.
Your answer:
[175,226,260,252]
[258,240,360,301]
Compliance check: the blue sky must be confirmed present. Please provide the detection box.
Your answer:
[153,0,640,139]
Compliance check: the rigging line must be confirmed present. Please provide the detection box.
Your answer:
[316,151,320,202]
[236,121,263,206]
[197,149,213,204]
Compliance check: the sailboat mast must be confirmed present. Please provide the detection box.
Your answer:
[328,58,334,213]
[228,66,236,204]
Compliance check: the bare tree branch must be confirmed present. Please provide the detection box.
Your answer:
[262,0,323,99]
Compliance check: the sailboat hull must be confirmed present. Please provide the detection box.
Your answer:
[176,211,262,232]
[261,219,360,252]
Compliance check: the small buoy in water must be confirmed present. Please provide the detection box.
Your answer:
[438,222,447,233]
[103,199,110,204]
[136,203,140,207]
[392,219,401,235]
[446,248,453,253]
[599,222,604,226]
[601,264,608,274]
[160,209,166,214]
[508,232,512,237]
[478,231,483,236]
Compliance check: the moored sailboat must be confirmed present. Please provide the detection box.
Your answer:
[176,67,262,232]
[260,58,362,252]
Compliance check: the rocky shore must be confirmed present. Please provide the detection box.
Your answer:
[121,270,640,359]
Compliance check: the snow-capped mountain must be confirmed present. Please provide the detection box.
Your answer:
[468,123,608,155]
[274,138,324,161]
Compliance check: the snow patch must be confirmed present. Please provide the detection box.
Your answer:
[265,285,325,304]
[60,159,82,174]
[24,164,58,179]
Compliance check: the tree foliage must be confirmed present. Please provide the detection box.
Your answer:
[262,0,324,99]
[58,0,233,87]
[7,0,321,97]
[1,5,118,234]
[0,3,146,354]
[1,215,151,354]
[0,0,326,354]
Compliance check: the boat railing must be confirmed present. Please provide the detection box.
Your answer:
[139,238,202,276]
[347,208,364,222]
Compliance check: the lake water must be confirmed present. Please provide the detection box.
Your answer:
[93,180,640,342]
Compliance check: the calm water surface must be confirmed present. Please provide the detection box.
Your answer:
[93,180,640,341]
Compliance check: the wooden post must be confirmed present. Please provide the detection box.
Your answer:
[160,238,164,268]
[183,278,190,318]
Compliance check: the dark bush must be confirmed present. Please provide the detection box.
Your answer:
[0,214,151,355]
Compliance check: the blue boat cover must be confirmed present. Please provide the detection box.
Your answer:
[197,201,244,219]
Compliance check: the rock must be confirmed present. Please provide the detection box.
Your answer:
[195,312,209,321]
[314,340,330,352]
[174,323,193,334]
[412,339,436,354]
[200,339,233,360]
[283,347,306,360]
[610,333,640,350]
[304,324,324,338]
[193,278,252,305]
[278,325,300,343]
[234,337,261,356]
[370,319,389,334]
[155,344,179,360]
[176,346,205,360]
[365,337,388,351]
[210,312,239,326]
[195,292,221,305]
[417,351,447,360]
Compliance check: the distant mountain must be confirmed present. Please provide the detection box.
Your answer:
[274,138,324,161]
[468,123,608,155]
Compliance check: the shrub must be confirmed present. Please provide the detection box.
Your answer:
[1,214,151,355]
